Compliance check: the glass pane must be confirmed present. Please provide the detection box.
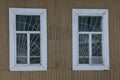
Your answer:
[78,16,102,32]
[91,57,103,64]
[92,34,102,56]
[79,58,89,64]
[17,33,27,56]
[79,34,89,56]
[16,15,40,31]
[30,34,40,56]
[17,57,27,64]
[30,57,40,64]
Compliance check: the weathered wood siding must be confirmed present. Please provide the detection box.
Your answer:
[0,0,120,80]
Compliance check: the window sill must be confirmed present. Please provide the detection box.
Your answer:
[73,65,110,71]
[10,65,47,71]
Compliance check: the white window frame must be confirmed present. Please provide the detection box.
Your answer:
[72,9,110,70]
[9,8,47,71]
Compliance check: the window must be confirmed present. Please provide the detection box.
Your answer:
[9,8,47,71]
[72,9,109,70]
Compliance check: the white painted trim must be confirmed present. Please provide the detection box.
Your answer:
[72,9,110,70]
[9,8,47,71]
[72,10,79,69]
[27,33,30,65]
[73,65,109,71]
[89,34,92,64]
[72,9,108,16]
[102,10,110,69]
[10,65,47,71]
[9,8,46,15]
[16,31,40,33]
[78,32,102,34]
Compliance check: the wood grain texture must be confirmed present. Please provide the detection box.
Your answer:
[0,0,120,80]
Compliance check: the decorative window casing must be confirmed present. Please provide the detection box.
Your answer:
[9,8,47,71]
[72,9,109,70]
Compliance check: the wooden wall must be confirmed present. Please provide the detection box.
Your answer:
[0,0,120,80]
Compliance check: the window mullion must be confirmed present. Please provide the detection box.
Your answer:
[27,33,30,65]
[89,33,92,64]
